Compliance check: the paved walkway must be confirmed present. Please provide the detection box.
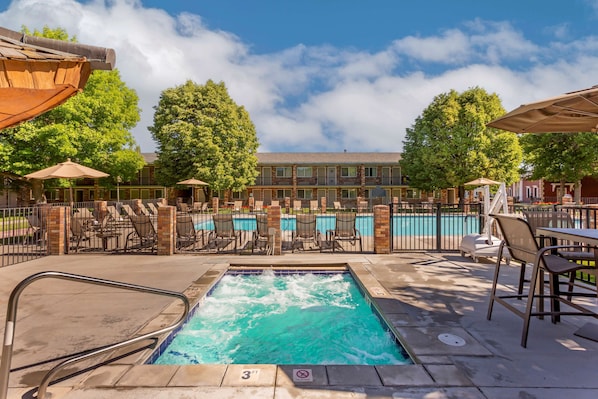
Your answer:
[0,252,597,399]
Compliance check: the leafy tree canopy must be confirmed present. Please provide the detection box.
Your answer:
[0,25,145,190]
[400,87,522,197]
[149,79,259,195]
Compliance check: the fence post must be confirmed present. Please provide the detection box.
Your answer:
[267,205,282,255]
[435,203,442,251]
[157,205,175,255]
[373,205,390,254]
[47,206,66,255]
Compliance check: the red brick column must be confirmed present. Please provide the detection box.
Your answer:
[212,197,219,214]
[248,196,255,212]
[373,205,390,254]
[320,196,326,213]
[267,205,282,255]
[133,199,143,215]
[48,206,66,255]
[157,205,175,255]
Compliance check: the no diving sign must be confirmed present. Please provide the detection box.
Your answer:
[292,368,313,382]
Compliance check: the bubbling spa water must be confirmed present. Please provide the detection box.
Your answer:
[152,271,412,365]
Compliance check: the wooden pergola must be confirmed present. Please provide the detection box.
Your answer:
[0,26,115,129]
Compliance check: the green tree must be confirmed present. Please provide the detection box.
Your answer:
[0,26,145,198]
[400,87,522,201]
[149,80,259,198]
[520,133,598,203]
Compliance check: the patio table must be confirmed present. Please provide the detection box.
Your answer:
[536,227,598,342]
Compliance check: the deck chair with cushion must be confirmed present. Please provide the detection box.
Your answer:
[292,214,321,252]
[333,201,345,211]
[293,200,303,213]
[310,200,319,213]
[487,214,597,347]
[270,200,279,207]
[70,217,92,252]
[207,214,242,252]
[326,212,362,252]
[147,202,159,215]
[121,203,136,217]
[254,200,264,213]
[176,214,204,250]
[125,215,158,253]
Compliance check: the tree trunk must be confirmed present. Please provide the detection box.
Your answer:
[574,180,582,204]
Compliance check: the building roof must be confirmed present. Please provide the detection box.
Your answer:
[143,152,401,165]
[256,152,401,165]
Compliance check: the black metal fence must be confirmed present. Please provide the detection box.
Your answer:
[0,206,48,267]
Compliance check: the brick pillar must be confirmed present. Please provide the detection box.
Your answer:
[212,197,219,214]
[373,205,390,254]
[48,206,66,255]
[157,205,175,255]
[248,196,255,212]
[320,196,326,213]
[94,200,108,221]
[284,197,291,213]
[267,205,282,255]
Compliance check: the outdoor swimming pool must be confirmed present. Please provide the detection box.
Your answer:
[149,270,412,365]
[196,214,480,236]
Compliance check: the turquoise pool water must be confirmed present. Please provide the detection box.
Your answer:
[150,271,412,365]
[196,214,480,236]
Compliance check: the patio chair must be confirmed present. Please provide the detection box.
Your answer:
[254,200,264,213]
[191,202,203,213]
[147,202,159,215]
[523,209,597,295]
[326,212,362,252]
[70,217,92,252]
[207,214,242,252]
[233,201,243,213]
[121,203,136,217]
[176,214,204,250]
[137,202,151,216]
[252,213,270,253]
[270,200,279,207]
[293,200,303,213]
[487,214,597,347]
[201,202,209,213]
[178,203,190,213]
[310,200,319,213]
[333,201,345,211]
[125,214,158,253]
[95,215,122,251]
[357,201,368,213]
[292,214,321,252]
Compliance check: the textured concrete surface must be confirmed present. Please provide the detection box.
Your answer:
[0,252,596,399]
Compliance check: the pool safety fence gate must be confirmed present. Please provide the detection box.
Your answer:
[389,202,484,252]
[0,206,48,267]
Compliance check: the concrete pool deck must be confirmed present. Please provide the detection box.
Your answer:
[0,252,597,399]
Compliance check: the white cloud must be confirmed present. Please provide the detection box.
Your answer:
[2,0,598,154]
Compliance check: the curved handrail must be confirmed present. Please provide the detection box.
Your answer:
[0,271,190,399]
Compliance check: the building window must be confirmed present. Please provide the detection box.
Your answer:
[365,167,377,177]
[277,189,292,198]
[341,167,357,177]
[341,189,357,199]
[297,189,312,199]
[297,167,312,178]
[276,167,292,178]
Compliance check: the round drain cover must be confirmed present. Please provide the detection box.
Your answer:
[438,333,466,346]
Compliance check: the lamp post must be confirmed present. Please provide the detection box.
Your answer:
[116,176,121,203]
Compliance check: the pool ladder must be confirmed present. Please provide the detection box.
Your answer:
[0,271,190,399]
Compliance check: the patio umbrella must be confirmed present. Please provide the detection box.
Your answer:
[25,158,109,204]
[487,85,598,133]
[0,26,115,130]
[464,177,502,186]
[177,178,209,204]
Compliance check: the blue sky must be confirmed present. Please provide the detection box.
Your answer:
[1,0,598,153]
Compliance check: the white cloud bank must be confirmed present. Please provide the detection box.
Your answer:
[2,0,598,153]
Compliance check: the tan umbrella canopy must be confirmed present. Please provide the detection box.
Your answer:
[25,158,109,204]
[487,85,598,133]
[177,178,209,204]
[0,26,115,130]
[464,177,502,186]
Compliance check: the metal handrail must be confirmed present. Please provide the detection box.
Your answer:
[0,271,190,399]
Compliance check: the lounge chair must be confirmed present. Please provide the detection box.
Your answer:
[254,200,264,213]
[357,201,368,213]
[95,215,121,251]
[310,200,319,213]
[252,213,270,253]
[125,214,158,253]
[106,205,122,221]
[176,214,204,250]
[333,201,345,211]
[191,202,203,213]
[121,203,136,217]
[233,200,243,213]
[292,214,321,252]
[178,203,190,213]
[147,202,159,215]
[487,214,597,347]
[326,212,362,252]
[270,200,279,207]
[207,214,242,252]
[293,200,303,213]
